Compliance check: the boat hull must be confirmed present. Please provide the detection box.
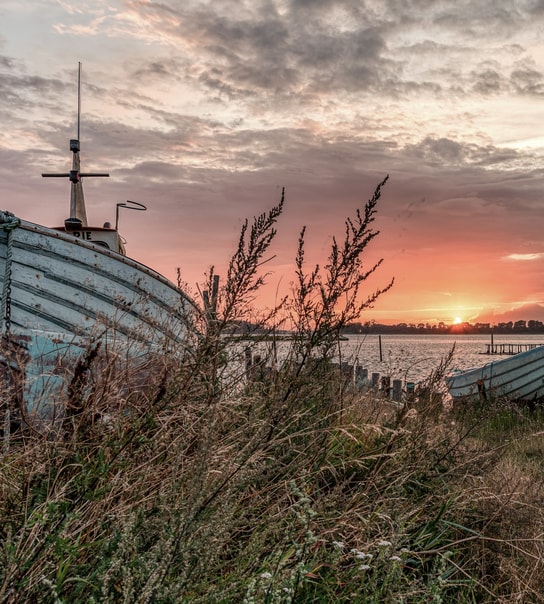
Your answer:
[446,345,544,402]
[0,217,194,422]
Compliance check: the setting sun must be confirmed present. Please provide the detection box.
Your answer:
[453,317,463,325]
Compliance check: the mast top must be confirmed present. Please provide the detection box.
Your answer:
[42,63,109,228]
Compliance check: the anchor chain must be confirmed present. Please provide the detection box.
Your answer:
[0,211,21,335]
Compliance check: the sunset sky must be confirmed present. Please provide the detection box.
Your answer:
[2,0,544,325]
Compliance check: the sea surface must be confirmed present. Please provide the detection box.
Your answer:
[229,334,544,390]
[237,334,544,386]
[339,334,544,383]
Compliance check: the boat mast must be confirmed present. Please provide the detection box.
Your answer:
[42,62,109,229]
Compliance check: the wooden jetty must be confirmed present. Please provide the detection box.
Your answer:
[483,343,544,355]
[244,348,419,403]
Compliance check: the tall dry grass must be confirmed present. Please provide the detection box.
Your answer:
[1,179,544,603]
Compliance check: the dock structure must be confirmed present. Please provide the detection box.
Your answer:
[484,343,544,355]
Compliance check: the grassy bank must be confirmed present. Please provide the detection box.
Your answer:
[2,355,544,603]
[1,180,543,602]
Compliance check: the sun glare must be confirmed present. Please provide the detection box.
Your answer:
[453,317,463,325]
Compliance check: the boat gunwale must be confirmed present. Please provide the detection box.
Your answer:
[8,236,187,319]
[446,345,544,382]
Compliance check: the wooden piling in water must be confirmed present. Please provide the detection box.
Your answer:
[322,364,439,405]
[392,379,402,402]
[245,346,252,373]
[355,366,368,390]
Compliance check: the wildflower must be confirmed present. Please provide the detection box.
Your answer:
[377,539,392,547]
[332,541,345,549]
[260,572,272,580]
[359,564,371,571]
[355,552,371,560]
[389,555,402,562]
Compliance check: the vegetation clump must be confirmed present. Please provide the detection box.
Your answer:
[1,177,544,603]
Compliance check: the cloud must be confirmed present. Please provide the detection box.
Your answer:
[504,253,544,261]
[3,0,544,315]
[403,136,524,168]
[511,65,544,95]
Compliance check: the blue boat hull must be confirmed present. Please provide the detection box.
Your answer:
[446,345,544,402]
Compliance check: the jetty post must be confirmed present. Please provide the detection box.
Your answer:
[392,379,403,402]
[380,375,391,397]
[355,366,368,390]
[203,274,220,333]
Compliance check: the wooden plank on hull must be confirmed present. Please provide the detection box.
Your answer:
[447,345,544,401]
[12,226,187,316]
[4,228,189,344]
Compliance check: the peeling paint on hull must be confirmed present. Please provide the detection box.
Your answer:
[0,218,194,426]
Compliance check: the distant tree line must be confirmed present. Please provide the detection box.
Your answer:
[341,320,544,335]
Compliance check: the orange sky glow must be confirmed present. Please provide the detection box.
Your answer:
[2,1,544,326]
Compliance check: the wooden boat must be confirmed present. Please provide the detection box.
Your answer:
[446,345,544,402]
[0,68,194,426]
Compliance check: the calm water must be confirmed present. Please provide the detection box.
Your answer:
[234,334,544,387]
[340,334,544,383]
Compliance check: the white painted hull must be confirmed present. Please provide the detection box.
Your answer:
[1,220,191,343]
[446,346,544,402]
[0,218,194,420]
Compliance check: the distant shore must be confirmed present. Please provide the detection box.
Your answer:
[342,320,544,335]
